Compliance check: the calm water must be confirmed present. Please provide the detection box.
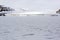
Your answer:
[0,15,60,40]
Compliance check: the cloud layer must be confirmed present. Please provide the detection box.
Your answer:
[0,0,60,11]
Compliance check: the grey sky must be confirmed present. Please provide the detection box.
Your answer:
[0,0,60,11]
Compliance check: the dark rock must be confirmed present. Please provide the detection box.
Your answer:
[56,9,60,14]
[0,13,6,16]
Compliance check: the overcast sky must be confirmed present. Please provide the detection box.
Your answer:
[0,0,60,11]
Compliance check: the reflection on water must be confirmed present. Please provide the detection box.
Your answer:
[0,15,60,40]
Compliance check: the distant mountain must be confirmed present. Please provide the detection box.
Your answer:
[19,8,30,12]
[0,5,15,12]
[0,5,15,16]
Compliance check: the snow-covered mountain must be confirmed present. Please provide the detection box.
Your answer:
[4,8,59,16]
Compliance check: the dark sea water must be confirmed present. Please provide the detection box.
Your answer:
[0,15,60,40]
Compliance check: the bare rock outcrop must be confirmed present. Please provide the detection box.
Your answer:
[56,9,60,14]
